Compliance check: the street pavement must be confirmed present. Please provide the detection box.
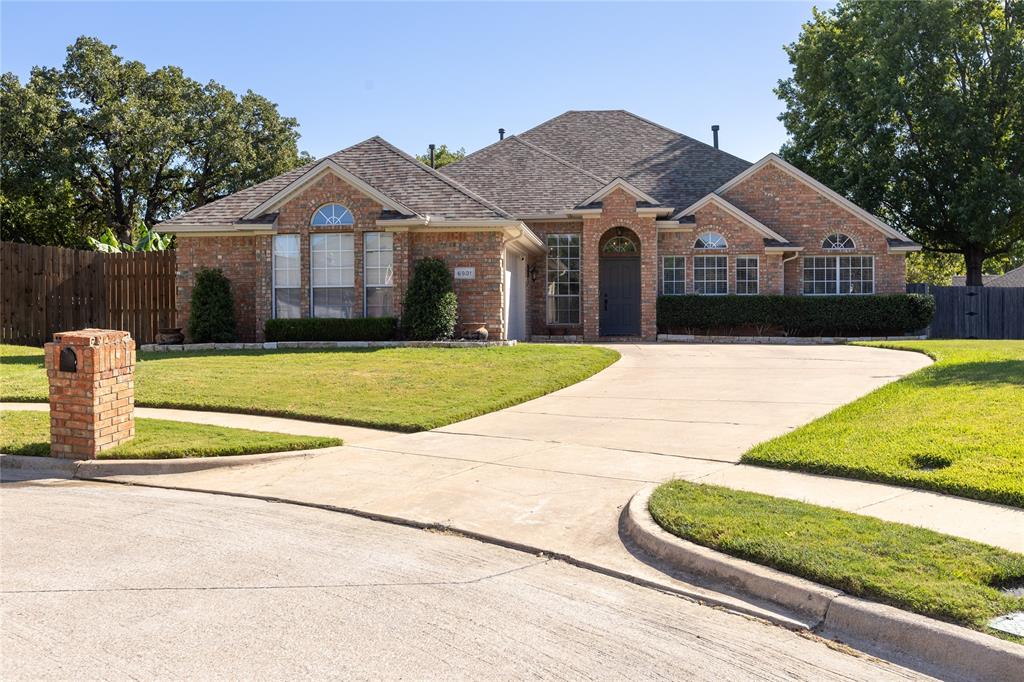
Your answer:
[0,480,929,681]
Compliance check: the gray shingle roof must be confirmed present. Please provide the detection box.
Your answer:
[163,136,509,227]
[952,265,1024,287]
[443,110,752,215]
[440,136,607,215]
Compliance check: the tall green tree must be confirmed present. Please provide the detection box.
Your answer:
[416,144,465,169]
[1,37,311,246]
[777,0,1024,285]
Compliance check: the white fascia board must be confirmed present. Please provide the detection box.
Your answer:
[764,245,805,253]
[716,154,908,241]
[888,243,923,253]
[673,194,789,243]
[579,178,660,206]
[567,208,604,216]
[243,159,419,220]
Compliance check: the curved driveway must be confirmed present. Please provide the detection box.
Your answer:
[85,344,967,615]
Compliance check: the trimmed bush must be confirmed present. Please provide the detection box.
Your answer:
[657,294,934,337]
[188,268,236,342]
[264,317,397,342]
[402,258,458,340]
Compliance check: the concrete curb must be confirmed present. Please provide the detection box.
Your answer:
[624,484,1024,682]
[0,448,333,479]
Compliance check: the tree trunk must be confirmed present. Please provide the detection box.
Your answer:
[964,245,986,286]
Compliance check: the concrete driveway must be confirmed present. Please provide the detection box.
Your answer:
[1,481,927,680]
[93,343,936,620]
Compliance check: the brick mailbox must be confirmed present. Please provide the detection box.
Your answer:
[44,329,136,459]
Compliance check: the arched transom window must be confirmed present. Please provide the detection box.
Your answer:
[311,203,354,226]
[822,233,855,250]
[602,236,637,254]
[694,231,727,249]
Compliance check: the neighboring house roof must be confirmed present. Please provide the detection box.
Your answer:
[163,136,511,229]
[442,110,751,216]
[952,265,1024,287]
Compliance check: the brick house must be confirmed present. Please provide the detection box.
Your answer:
[162,110,920,342]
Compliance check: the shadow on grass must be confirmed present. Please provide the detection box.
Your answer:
[138,347,386,363]
[909,360,1024,388]
[0,353,45,367]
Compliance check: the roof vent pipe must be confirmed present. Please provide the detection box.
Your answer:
[498,128,505,141]
[428,143,436,169]
[711,125,720,149]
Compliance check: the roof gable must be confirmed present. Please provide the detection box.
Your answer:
[577,178,660,208]
[163,136,511,230]
[675,193,789,243]
[717,154,911,241]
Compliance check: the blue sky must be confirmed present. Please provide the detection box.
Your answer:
[1,1,830,162]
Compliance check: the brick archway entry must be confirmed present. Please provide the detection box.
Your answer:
[598,227,642,336]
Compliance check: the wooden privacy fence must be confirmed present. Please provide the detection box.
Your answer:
[907,284,1024,339]
[1,241,176,346]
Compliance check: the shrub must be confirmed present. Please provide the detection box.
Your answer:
[657,294,935,337]
[264,317,397,342]
[188,268,236,342]
[402,258,458,340]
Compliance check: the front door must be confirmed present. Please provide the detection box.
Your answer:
[599,257,641,336]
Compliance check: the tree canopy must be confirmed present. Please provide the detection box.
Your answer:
[776,0,1024,285]
[416,144,465,169]
[1,36,311,247]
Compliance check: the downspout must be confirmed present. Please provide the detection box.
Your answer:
[781,251,799,294]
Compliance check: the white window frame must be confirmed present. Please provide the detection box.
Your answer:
[694,231,728,250]
[822,233,856,250]
[310,203,354,226]
[545,233,581,325]
[272,234,301,319]
[802,255,875,295]
[735,256,759,295]
[660,256,686,295]
[310,232,355,318]
[693,255,729,295]
[363,231,394,317]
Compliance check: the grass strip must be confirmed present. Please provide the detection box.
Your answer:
[0,410,341,459]
[742,340,1024,507]
[649,480,1024,638]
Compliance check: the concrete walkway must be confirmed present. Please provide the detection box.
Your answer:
[5,344,1022,618]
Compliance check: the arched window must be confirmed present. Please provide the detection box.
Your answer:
[602,236,637,253]
[311,203,354,226]
[822,233,855,250]
[694,232,727,249]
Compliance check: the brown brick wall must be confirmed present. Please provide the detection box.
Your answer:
[44,329,135,459]
[721,164,906,294]
[410,230,506,338]
[175,234,272,342]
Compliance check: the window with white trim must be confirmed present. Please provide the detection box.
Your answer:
[802,255,874,294]
[310,233,354,318]
[545,234,580,324]
[311,203,354,226]
[272,234,301,318]
[694,231,727,249]
[694,255,728,295]
[736,256,759,295]
[661,256,686,295]
[822,233,855,250]
[364,232,394,317]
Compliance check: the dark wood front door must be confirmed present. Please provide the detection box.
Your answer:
[599,257,641,336]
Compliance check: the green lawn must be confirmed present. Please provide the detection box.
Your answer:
[0,343,619,431]
[742,340,1024,507]
[649,480,1024,637]
[0,410,341,459]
